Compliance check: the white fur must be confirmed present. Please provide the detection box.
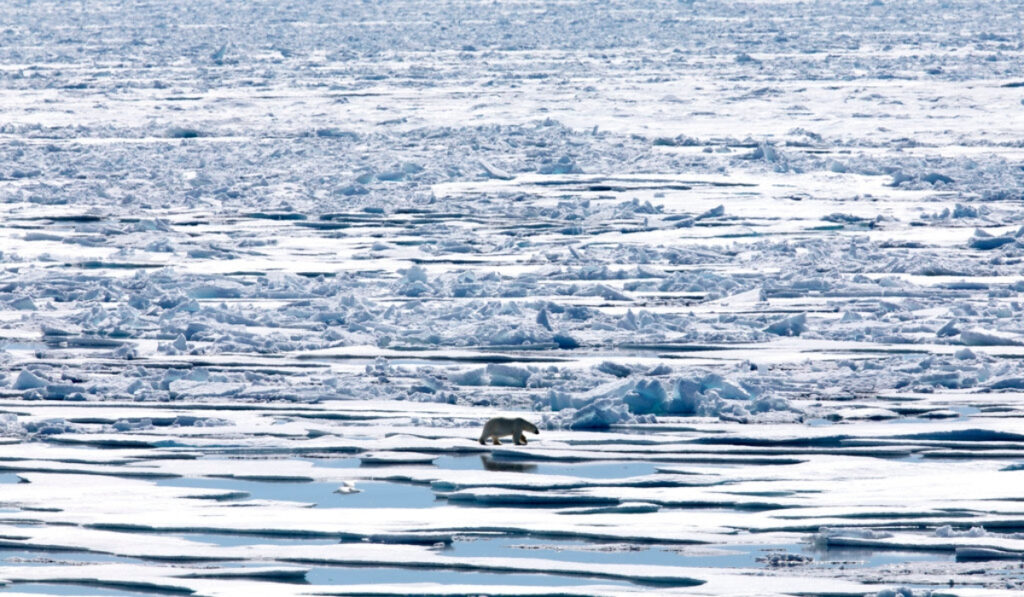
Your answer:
[479,417,539,445]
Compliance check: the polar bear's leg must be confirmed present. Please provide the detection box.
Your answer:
[492,437,501,445]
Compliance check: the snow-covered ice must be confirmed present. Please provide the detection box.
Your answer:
[3,0,1024,595]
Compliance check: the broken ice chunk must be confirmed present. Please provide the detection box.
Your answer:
[969,229,1015,250]
[479,158,513,180]
[696,204,725,219]
[486,364,531,387]
[335,481,361,494]
[764,313,807,336]
[936,319,959,337]
[959,328,1022,346]
[623,379,667,414]
[14,369,49,391]
[536,308,552,330]
[597,361,632,378]
[922,172,954,185]
[569,398,633,429]
[9,296,36,310]
[360,452,437,465]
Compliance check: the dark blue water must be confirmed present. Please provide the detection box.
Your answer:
[818,546,955,567]
[306,565,635,588]
[302,457,361,469]
[155,477,438,508]
[6,584,149,596]
[0,550,136,567]
[448,537,797,568]
[434,455,658,478]
[175,533,337,547]
[446,536,956,569]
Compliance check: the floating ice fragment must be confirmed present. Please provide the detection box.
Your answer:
[537,155,581,175]
[956,546,1023,561]
[335,481,361,494]
[936,319,959,337]
[699,374,746,400]
[588,284,630,301]
[758,552,813,567]
[597,361,632,378]
[22,418,74,435]
[817,527,894,541]
[402,265,428,284]
[669,379,702,416]
[552,333,579,349]
[617,310,638,331]
[184,322,209,341]
[396,265,433,297]
[953,348,976,360]
[41,323,79,337]
[826,159,847,173]
[13,369,48,391]
[563,502,661,515]
[652,135,699,147]
[338,183,368,195]
[888,171,915,186]
[922,172,953,185]
[744,143,771,161]
[450,367,487,386]
[696,204,725,219]
[479,158,513,180]
[486,364,531,387]
[360,452,437,465]
[536,308,552,330]
[10,296,36,310]
[969,229,1015,250]
[823,212,870,225]
[210,43,228,63]
[764,313,807,336]
[990,377,1024,390]
[315,128,358,139]
[0,413,21,436]
[168,380,244,399]
[935,525,987,538]
[166,126,202,139]
[188,282,243,299]
[959,328,1022,346]
[835,407,899,420]
[159,334,188,355]
[873,588,933,597]
[43,383,83,400]
[377,169,405,182]
[952,203,978,218]
[113,418,153,431]
[623,379,668,415]
[569,398,633,430]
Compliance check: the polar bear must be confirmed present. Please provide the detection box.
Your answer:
[479,417,539,446]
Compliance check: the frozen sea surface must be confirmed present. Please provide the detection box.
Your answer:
[2,0,1024,595]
